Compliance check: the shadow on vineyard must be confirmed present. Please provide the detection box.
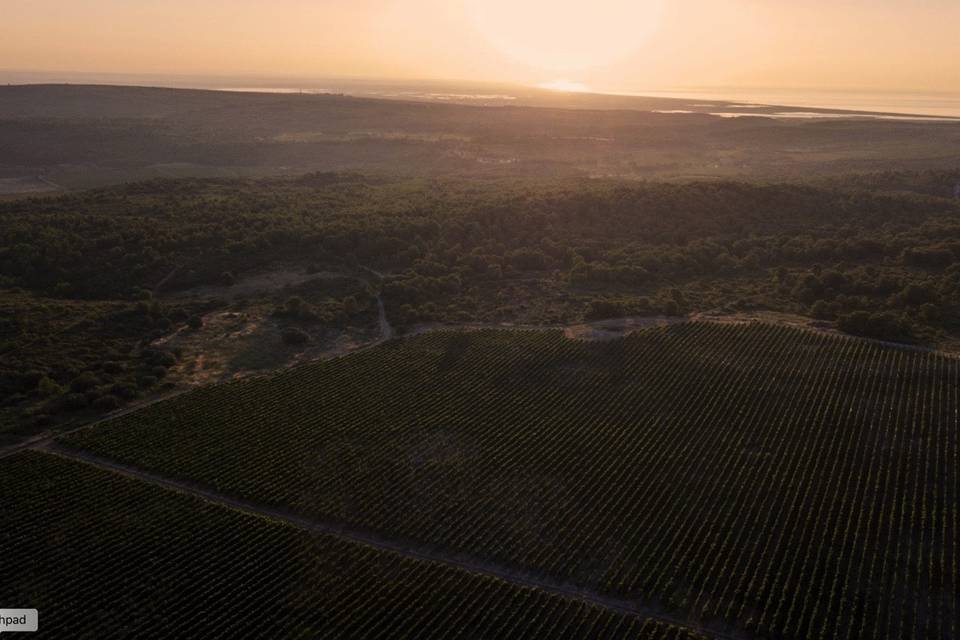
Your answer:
[0,451,709,639]
[34,322,957,640]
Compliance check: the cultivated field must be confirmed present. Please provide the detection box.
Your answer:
[0,451,701,639]
[59,322,959,639]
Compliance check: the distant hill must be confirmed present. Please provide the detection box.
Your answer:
[2,85,960,192]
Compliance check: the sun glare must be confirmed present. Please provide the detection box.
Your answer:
[467,0,663,72]
[538,80,592,93]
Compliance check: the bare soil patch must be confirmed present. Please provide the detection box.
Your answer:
[169,267,346,300]
[563,315,687,341]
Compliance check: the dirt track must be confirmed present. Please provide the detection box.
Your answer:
[36,442,744,640]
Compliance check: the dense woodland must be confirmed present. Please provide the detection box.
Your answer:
[2,170,960,438]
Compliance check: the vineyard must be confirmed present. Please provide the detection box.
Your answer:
[60,322,959,639]
[0,451,701,639]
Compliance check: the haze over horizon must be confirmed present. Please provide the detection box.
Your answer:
[3,0,959,97]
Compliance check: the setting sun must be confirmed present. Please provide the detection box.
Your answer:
[537,80,592,93]
[466,0,663,72]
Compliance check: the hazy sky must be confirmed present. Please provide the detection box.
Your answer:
[3,0,959,93]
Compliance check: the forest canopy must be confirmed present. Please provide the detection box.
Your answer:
[3,170,960,438]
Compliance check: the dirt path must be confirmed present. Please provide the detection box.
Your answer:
[376,294,394,340]
[2,312,947,458]
[36,442,742,640]
[0,388,191,460]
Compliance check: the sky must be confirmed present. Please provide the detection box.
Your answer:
[2,0,959,94]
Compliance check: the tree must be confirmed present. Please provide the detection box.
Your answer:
[70,372,100,393]
[38,376,63,398]
[342,295,362,315]
[282,327,310,345]
[92,394,122,411]
[837,311,912,341]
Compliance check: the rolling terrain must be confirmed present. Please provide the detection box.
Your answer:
[3,322,950,638]
[2,84,960,193]
[1,451,704,639]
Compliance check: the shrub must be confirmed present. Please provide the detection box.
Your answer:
[38,376,64,398]
[896,283,937,306]
[70,372,101,393]
[919,303,941,322]
[145,350,177,368]
[111,383,139,400]
[285,297,304,315]
[282,327,310,346]
[810,300,835,319]
[902,246,954,268]
[661,300,681,316]
[62,393,89,410]
[101,361,125,374]
[31,413,54,427]
[509,248,550,271]
[837,311,913,341]
[3,393,27,408]
[587,298,627,320]
[187,315,204,330]
[342,295,362,315]
[92,394,122,411]
[20,370,45,387]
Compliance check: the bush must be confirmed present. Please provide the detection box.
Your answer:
[20,370,45,387]
[587,298,627,320]
[837,311,912,341]
[38,376,64,398]
[111,383,139,400]
[509,248,550,271]
[62,393,89,410]
[92,394,122,411]
[138,375,159,388]
[3,393,27,408]
[70,372,100,393]
[282,327,310,346]
[342,295,362,315]
[285,297,304,315]
[902,246,954,268]
[811,300,833,319]
[101,361,125,374]
[661,300,681,316]
[31,413,54,427]
[919,303,941,322]
[896,283,937,307]
[145,350,177,368]
[187,315,204,330]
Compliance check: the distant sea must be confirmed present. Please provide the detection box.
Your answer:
[3,70,959,118]
[610,87,960,118]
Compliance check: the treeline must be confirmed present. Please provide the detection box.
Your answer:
[2,173,960,339]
